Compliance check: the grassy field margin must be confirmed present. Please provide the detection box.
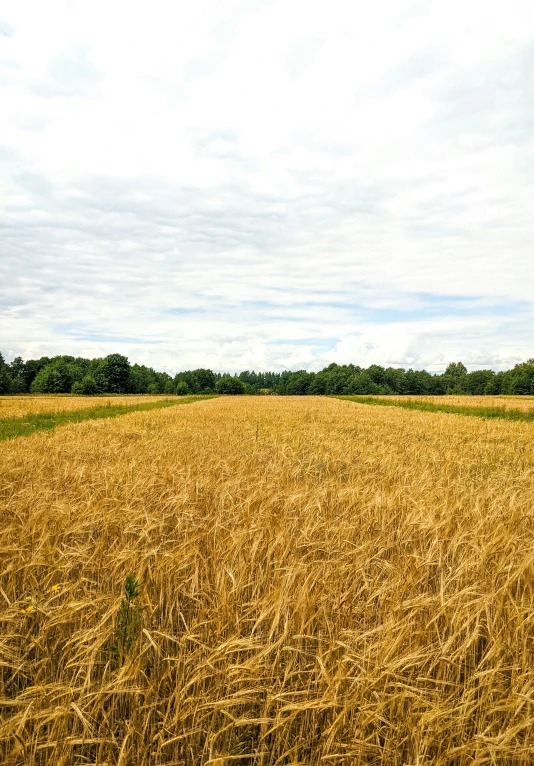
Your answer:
[336,395,534,422]
[0,396,217,441]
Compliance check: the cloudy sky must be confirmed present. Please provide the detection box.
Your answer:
[1,0,533,373]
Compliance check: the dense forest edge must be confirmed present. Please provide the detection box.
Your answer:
[1,352,533,396]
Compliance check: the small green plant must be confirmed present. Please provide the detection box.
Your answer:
[112,574,142,666]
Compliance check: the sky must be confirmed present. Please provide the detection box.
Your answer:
[1,0,533,374]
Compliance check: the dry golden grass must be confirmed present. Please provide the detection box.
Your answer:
[0,394,177,419]
[376,395,534,412]
[1,396,534,765]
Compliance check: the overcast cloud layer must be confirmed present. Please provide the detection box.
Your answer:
[1,0,533,373]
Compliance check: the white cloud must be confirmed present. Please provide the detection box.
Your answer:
[1,0,533,373]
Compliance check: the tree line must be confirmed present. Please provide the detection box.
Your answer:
[1,352,533,396]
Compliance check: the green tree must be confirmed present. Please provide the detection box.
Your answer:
[405,369,432,394]
[446,361,468,378]
[506,360,534,395]
[174,371,198,393]
[163,378,176,395]
[9,356,27,392]
[175,381,190,395]
[322,364,361,395]
[428,374,448,395]
[285,371,312,395]
[79,375,97,395]
[444,362,467,392]
[194,368,216,392]
[464,370,495,395]
[94,354,131,394]
[31,362,72,393]
[0,352,13,394]
[23,357,51,390]
[308,373,328,395]
[366,365,386,386]
[9,355,24,378]
[384,367,408,394]
[348,373,380,395]
[216,375,245,394]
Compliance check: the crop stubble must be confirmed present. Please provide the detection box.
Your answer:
[1,396,533,765]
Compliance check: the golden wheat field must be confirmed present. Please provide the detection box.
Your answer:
[1,396,534,765]
[372,395,534,412]
[0,395,178,419]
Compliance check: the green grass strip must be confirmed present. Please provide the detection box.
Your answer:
[336,396,534,422]
[0,396,218,442]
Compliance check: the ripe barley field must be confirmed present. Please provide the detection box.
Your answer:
[1,396,534,765]
[371,395,534,412]
[0,394,179,419]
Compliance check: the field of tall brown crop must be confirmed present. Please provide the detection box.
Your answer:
[1,396,534,765]
[0,394,178,419]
